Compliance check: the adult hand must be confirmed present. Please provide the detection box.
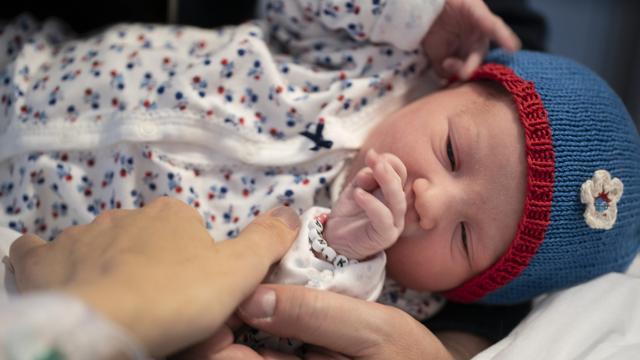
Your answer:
[8,197,301,358]
[181,284,460,359]
[423,0,521,81]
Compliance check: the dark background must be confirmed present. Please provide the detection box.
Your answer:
[1,0,548,49]
[3,0,638,127]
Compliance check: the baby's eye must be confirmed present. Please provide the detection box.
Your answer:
[460,222,469,256]
[446,135,456,171]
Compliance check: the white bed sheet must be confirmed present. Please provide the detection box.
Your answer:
[1,227,639,359]
[474,256,640,360]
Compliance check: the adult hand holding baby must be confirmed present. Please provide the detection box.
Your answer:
[8,197,301,358]
[423,0,521,81]
[184,284,460,359]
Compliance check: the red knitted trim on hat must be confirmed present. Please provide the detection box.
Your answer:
[443,63,555,303]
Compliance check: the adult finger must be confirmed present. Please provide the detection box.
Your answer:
[442,57,464,81]
[238,284,402,356]
[304,347,350,360]
[217,206,300,273]
[259,349,299,360]
[204,206,301,319]
[144,196,206,227]
[208,345,265,360]
[170,326,234,359]
[472,8,520,52]
[9,234,53,291]
[9,233,47,264]
[457,40,488,81]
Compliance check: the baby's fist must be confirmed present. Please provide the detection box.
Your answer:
[324,150,407,260]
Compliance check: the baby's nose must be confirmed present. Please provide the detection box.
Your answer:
[413,178,438,230]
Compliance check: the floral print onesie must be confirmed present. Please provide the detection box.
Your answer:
[0,0,446,357]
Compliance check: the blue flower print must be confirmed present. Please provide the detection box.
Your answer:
[140,72,157,91]
[277,189,295,206]
[130,189,145,207]
[219,58,234,78]
[167,172,183,194]
[83,87,100,110]
[51,202,69,219]
[77,175,94,197]
[110,70,126,90]
[143,171,159,191]
[0,182,14,197]
[190,75,208,97]
[247,59,263,80]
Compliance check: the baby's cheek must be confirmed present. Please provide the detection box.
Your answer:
[384,239,428,288]
[385,238,468,292]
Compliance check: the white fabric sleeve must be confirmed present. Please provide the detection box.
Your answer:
[267,206,386,301]
[0,293,148,360]
[261,0,445,51]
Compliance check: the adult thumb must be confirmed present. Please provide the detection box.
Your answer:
[9,233,49,291]
[217,206,301,275]
[238,284,394,357]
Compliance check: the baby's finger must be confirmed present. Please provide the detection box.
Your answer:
[372,160,406,228]
[353,188,395,242]
[364,148,379,169]
[366,150,408,186]
[354,167,377,192]
[377,153,408,185]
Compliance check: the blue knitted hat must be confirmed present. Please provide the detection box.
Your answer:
[445,50,640,304]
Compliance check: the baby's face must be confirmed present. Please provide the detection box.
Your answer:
[350,82,527,292]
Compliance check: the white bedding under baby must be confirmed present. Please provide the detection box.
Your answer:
[0,226,639,359]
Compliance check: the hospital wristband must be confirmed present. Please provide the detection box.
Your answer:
[307,216,358,268]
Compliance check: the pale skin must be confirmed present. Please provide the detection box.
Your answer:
[9,197,303,358]
[8,198,482,360]
[7,85,523,359]
[184,67,526,360]
[8,0,523,359]
[171,0,525,358]
[328,80,527,293]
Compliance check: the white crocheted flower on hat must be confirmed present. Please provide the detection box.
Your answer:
[580,170,624,230]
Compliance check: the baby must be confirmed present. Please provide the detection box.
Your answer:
[1,0,639,341]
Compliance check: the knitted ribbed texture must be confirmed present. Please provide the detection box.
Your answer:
[445,50,640,304]
[444,63,555,302]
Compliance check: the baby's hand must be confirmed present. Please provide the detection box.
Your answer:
[324,149,407,260]
[422,0,521,81]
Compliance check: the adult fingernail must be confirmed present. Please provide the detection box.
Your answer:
[270,206,300,230]
[240,287,276,320]
[2,256,14,274]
